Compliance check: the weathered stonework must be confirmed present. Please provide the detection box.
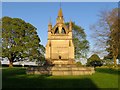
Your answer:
[45,8,74,65]
[26,66,95,75]
[51,65,95,75]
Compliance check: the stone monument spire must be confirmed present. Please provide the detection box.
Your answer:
[48,18,52,32]
[69,20,72,32]
[46,6,74,65]
[56,8,64,24]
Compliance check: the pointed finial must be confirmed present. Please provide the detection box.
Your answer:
[48,17,52,25]
[70,19,72,24]
[58,8,63,17]
[58,2,63,17]
[56,2,64,23]
[69,19,72,31]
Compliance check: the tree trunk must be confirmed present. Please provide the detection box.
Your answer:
[113,55,117,67]
[9,59,13,67]
[112,45,118,67]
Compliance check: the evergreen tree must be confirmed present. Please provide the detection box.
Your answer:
[2,16,45,67]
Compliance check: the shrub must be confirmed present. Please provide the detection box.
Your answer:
[76,62,82,66]
[86,54,103,67]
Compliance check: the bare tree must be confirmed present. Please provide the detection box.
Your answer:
[90,8,120,66]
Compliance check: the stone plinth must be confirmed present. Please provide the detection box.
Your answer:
[51,65,95,75]
[26,67,51,75]
[26,65,95,76]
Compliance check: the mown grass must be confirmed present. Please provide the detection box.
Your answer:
[1,67,120,89]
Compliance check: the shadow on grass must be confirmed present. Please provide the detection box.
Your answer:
[95,68,120,75]
[2,67,99,89]
[3,77,99,89]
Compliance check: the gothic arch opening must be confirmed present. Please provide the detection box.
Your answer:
[54,27,59,34]
[61,27,66,34]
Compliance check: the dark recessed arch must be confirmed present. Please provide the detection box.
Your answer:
[54,27,59,34]
[61,27,66,34]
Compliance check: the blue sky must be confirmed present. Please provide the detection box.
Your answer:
[2,2,118,57]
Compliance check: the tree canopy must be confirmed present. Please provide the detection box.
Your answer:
[86,54,103,67]
[2,16,45,67]
[66,22,89,59]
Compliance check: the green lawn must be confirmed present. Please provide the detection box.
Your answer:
[1,67,120,89]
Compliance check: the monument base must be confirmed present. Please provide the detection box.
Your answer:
[26,64,95,75]
[51,65,95,75]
